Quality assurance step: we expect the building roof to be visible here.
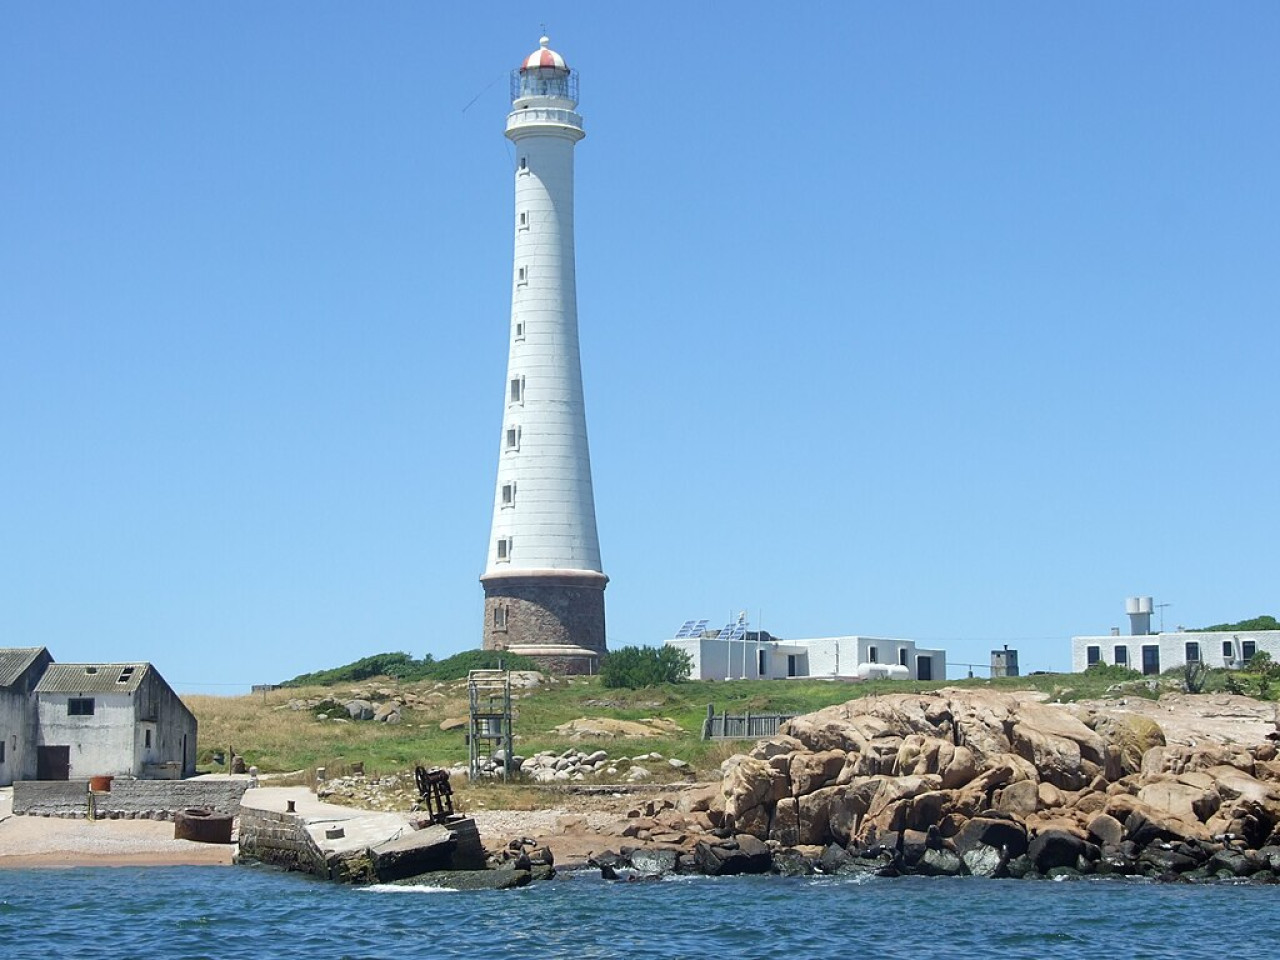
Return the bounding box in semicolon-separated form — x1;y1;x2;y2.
520;36;568;72
0;647;50;687
34;662;151;694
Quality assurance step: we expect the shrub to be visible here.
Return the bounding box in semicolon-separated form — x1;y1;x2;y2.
1083;662;1141;683
1183;661;1209;694
282;649;538;687
600;645;693;689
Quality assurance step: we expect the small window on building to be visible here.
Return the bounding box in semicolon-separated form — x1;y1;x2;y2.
509;376;524;404
899;648;908;666
514;320;525;340
493;604;508;630
516;266;527;285
1243;640;1257;662
68;698;95;717
501;482;516;507
145;729;152;749
496;537;512;562
518;211;529;230
868;646;878;664
118;666;135;683
505;426;520;451
1185;642;1201;663
1114;646;1128;665
1223;640;1235;659
1086;646;1101;667
519;157;528;172
0;740;5;763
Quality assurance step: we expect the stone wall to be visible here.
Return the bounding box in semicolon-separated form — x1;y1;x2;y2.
482;572;607;664
237;807;329;878
13;779;248;818
12;780;87;816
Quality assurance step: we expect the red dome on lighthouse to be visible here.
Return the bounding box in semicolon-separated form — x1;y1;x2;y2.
520;36;568;72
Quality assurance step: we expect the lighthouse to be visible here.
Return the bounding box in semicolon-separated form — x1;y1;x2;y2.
480;36;607;674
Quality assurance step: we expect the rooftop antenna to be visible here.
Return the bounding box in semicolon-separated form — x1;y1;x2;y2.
1155;602;1172;633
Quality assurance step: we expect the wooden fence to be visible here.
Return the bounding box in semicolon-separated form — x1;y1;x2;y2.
701;704;797;741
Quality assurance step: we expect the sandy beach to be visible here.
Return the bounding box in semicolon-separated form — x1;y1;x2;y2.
0;787;236;869
0;784;622;870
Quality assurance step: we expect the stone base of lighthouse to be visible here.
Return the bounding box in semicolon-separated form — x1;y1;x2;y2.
480;570;607;676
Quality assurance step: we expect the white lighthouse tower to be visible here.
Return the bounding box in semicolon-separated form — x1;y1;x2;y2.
480;36;607;674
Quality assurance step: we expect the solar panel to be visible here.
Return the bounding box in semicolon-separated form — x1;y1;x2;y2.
673;620;697;639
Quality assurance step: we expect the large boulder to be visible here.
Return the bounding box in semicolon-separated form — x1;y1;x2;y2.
693;835;772;876
1027;829;1092;873
1009;701;1106;790
955;816;1029;859
722;755;788;836
1138;775;1220;823
789;749;846;796
1091;713;1166;778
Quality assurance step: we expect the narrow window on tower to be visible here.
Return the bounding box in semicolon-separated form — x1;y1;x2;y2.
518;156;529;174
496;537;512;562
509;376;524;405
505;426;521;451
516;266;528;286
514;320;525;341
501;482;517;507
494;603;508;630
518;210;529;231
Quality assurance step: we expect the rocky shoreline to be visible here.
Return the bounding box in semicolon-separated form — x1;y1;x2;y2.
583;688;1280;883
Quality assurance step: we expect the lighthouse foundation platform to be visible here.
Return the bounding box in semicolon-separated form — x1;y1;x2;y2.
481;570;607;675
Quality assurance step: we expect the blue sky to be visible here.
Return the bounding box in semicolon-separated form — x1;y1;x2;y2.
3;3;1277;692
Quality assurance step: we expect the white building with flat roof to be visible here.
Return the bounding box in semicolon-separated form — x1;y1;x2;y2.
1072;629;1280;675
665;618;946;682
1071;597;1280;675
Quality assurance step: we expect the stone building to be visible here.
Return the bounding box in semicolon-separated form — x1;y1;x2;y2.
0;649;197;782
0;647;54;786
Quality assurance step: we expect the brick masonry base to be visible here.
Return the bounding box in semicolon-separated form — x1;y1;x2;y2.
481;571;607;674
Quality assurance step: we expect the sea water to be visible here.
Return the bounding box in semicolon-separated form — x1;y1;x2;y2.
1;866;1278;960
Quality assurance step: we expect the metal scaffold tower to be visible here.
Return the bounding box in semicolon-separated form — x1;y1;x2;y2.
467;669;514;780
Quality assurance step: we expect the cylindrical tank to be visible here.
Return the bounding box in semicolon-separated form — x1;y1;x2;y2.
1138;596;1154;614
1126;597;1141;615
856;663;910;681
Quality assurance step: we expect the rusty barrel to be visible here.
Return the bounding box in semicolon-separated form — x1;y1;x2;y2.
174;807;234;844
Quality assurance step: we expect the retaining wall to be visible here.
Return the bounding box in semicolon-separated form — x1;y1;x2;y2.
13;779;249;819
237;807;330;878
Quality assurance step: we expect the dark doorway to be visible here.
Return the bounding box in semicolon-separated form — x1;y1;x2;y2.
787;655;797;678
1142;645;1161;676
37;746;70;781
917;656;933;681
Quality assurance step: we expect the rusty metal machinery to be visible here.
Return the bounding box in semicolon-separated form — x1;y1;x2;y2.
414;766;455;824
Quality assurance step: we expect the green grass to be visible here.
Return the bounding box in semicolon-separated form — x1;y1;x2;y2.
189;664;1265;780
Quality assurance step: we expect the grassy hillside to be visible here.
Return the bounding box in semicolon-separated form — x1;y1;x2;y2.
186;664;1185;779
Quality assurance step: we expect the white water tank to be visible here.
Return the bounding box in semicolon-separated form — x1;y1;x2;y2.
857;663;910;681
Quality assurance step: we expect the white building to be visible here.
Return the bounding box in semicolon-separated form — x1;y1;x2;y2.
481;36;607;675
31;661;197;780
665;620;946;682
1071;597;1280;675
